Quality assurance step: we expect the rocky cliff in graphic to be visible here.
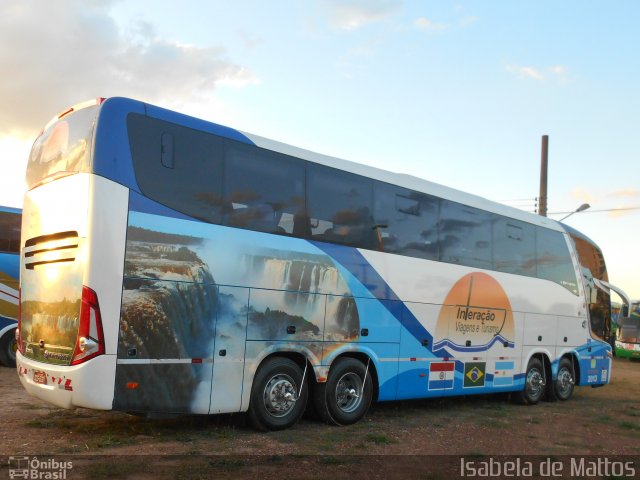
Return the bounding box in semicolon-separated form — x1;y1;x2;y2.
115;240;217;413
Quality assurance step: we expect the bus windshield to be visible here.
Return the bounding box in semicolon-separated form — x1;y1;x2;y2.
26;103;99;189
618;318;640;343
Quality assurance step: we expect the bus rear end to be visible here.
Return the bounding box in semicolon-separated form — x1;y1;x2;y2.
17;99;129;410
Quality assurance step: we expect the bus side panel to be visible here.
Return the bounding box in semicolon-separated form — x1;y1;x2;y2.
86;176;129;356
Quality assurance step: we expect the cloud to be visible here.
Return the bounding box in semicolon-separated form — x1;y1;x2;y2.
506;64;545;81
608;188;640;199
506;63;573;83
322;0;402;30
413;17;448;33
0;0;258;137
459;16;479;28
570;187;598;205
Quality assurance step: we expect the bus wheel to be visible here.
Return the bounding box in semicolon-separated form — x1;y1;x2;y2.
552;358;575;401
0;329;17;368
247;357;308;431
313;357;373;426
514;358;545;405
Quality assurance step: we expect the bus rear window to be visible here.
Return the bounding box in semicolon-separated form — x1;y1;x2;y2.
26;105;99;189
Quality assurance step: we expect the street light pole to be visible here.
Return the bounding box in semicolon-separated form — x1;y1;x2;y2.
559;203;591;222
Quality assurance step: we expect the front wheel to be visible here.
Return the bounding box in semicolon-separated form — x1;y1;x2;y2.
313;357;373;426
0;329;17;368
514;357;545;405
247;357;308;431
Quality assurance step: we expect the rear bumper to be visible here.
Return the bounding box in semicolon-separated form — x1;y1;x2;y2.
17;352;116;410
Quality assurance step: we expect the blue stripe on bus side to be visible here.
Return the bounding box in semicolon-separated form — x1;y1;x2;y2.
311;241;451;359
495;361;515;370
128;190;200;222
0;253;19;280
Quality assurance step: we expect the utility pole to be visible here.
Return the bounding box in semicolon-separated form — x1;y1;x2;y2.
538;135;548;217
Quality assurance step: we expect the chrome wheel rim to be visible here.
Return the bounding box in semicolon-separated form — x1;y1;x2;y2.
263;374;297;418
556;367;573;398
335;372;363;413
525;367;544;401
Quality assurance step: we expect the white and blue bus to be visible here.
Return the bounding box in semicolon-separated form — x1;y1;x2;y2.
0;205;20;367
17;97;612;430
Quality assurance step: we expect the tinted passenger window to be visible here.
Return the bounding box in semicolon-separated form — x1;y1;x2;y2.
536;228;578;294
493;218;536;276
0;211;21;253
224;142;305;235
373;183;439;259
129;114;224;223
439;202;493;269
307;165;374;248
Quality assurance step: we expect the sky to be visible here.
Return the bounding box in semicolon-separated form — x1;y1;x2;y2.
0;0;638;299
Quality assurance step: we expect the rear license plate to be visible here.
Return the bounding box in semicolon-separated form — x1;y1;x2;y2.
33;371;47;385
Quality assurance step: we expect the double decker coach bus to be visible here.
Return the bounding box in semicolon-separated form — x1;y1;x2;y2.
17;97;612;430
0;205;20;367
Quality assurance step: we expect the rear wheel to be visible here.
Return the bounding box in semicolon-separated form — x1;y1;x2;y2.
514;357;545;405
247;357;308;431
0;329;17;368
553;358;575;401
313;357;373;426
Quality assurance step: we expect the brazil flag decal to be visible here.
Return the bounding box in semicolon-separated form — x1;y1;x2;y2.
464;362;486;388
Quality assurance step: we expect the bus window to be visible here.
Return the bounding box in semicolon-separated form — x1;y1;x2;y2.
26;104;98;189
0;210;21;253
224;142;305;235
536;228;578;294
373;182;439;259
129;114;225;224
492;218;536;277
439;201;493;270
307;165;373;248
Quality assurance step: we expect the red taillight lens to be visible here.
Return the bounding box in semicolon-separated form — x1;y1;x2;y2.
16;288;23;354
70;286;105;365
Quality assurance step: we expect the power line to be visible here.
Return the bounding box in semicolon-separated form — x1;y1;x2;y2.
548;206;640;215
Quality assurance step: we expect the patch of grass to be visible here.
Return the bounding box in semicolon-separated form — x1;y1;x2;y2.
90;434;136;449
617;421;639;431
365;433;397;445
595;414;615;425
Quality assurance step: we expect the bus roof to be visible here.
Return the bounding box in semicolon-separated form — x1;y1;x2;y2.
104;97;566;233
0;205;21;215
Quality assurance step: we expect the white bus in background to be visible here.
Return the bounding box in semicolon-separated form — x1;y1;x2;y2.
17;97;613;430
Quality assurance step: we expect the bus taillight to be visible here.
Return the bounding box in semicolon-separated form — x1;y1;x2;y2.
70;286;105;365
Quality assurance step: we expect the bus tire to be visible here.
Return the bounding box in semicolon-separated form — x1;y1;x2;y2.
247;357;308;431
514;357;545;405
0;328;17;368
552;357;575;401
313;357;373;426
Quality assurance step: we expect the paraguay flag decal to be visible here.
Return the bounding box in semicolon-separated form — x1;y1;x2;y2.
428;361;455;390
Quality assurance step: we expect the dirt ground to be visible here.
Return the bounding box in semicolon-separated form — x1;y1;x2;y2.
0;357;639;479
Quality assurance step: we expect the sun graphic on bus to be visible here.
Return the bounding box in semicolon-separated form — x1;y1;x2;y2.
433;272;514;352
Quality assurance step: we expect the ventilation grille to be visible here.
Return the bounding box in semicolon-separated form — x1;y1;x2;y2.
24;231;79;270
